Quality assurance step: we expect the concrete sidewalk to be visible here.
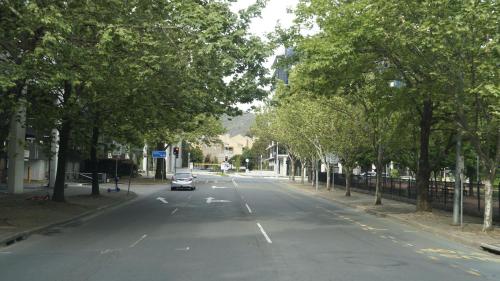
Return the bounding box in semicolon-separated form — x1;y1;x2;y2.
0;184;136;247
284;180;500;253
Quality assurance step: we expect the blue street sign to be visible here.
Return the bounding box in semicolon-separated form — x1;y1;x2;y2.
152;150;167;158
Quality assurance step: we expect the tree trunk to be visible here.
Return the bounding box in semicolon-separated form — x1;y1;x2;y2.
300;159;305;184
52;81;73;202
90;122;100;196
326;162;331;191
482;132;498;231
345;166;352;197
155;142;164;179
482;175;494;231
311;160;315;186
315;160;319;191
290;156;296;181
416;97;433;212
374;143;383;205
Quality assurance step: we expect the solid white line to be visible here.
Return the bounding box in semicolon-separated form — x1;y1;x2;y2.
257;223;272;244
245;203;253;214
171;208;178;215
130;234;147;248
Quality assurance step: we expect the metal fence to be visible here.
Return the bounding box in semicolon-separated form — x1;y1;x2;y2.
318;172;500;221
65;172;107;183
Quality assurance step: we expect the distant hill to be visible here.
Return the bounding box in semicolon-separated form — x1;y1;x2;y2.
221;113;255;137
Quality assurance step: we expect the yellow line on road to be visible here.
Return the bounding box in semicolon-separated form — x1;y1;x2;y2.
466;269;481;277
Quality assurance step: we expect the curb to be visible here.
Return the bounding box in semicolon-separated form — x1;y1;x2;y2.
0;192;137;248
283;182;499;254
481;243;500;255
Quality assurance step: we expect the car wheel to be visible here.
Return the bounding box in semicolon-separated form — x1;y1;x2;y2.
171;187;175;191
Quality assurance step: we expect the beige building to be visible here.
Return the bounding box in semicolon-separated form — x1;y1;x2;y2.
201;133;254;163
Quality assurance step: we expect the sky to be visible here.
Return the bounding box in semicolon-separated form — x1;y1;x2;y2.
230;0;298;42
230;0;300;110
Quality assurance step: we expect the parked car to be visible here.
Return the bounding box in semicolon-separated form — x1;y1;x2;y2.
360;171;377;177
171;172;196;191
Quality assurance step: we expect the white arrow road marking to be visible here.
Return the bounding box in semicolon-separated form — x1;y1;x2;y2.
232;179;239;187
212;185;230;189
257;223;272;244
205;197;231;204
130;234;147;248
156;197;168;204
171;208;178;215
245;203;253;214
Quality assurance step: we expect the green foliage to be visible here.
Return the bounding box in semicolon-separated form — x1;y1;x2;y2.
181;144;204;167
0;1;271;199
229;154;242;171
279;0;498;224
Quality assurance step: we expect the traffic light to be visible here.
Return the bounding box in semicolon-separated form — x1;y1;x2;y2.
173;147;179;158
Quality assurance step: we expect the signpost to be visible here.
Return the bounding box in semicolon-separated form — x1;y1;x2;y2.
152;151;167;158
152;150;167;181
221;162;230;173
112;151;120;179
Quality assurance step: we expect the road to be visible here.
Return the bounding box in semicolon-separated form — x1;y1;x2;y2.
1;174;499;281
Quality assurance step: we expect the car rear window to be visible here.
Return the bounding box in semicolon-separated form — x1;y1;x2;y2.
175;173;191;178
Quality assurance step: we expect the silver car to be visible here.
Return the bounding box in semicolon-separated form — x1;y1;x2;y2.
171;172;196;191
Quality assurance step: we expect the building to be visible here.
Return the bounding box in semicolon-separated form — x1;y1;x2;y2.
262;48;295;176
200;113;255;163
265;141;288;176
272;47;294;86
201;133;254;163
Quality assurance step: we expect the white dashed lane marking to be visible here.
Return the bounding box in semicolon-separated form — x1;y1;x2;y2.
129;234;147;248
245;203;253;214
257;223;272;244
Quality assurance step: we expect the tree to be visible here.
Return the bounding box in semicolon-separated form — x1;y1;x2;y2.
288;0;497;229
330;101;370;196
3;1;271;201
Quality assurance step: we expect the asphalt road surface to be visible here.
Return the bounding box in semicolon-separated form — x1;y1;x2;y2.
1;174;499;281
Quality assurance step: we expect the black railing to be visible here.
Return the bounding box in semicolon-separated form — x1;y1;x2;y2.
318;172;500;220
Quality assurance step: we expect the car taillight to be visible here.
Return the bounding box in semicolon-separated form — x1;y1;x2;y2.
189;177;193;181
